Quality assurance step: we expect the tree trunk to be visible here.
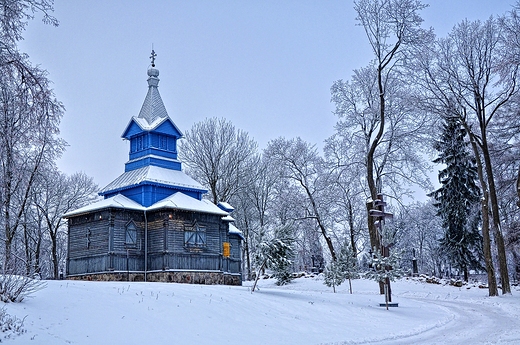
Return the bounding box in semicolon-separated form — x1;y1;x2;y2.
251;260;266;292
364;64;388;295
516;164;520;208
34;231;42;276
3;184;14;273
366;202;384;294
302;184;336;261
481;192;498;295
244;235;252;281
51;229;59;279
23;221;32;276
481;135;510;294
466;132;498;296
347;199;357;256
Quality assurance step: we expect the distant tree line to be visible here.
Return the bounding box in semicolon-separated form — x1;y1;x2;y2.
181;1;520;296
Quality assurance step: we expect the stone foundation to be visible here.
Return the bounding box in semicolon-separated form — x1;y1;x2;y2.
67;270;242;286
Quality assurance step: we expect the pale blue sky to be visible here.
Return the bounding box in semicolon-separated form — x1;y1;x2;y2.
19;0;515;189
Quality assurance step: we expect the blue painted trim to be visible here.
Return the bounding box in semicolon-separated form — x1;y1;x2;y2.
129;148;178;161
125;157;182;172
99;181;207;198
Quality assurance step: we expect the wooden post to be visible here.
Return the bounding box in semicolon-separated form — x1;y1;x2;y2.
369;194;394;304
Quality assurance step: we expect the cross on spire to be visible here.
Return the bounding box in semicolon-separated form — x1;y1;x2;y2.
150;49;157;67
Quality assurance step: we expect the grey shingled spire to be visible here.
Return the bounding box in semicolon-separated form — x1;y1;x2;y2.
137;51;169;126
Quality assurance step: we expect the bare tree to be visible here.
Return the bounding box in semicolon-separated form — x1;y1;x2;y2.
32;170;98;278
265;137;337;261
501;2;520;210
0;1;64;273
231;154;279;280
179;117;258;204
332;0;431;273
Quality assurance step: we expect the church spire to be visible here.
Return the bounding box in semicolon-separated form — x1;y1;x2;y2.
137;50;168;125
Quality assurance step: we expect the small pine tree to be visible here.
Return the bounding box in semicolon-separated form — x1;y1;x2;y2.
429;115;482;281
324;244;359;293
252;225;295;290
324;261;344;293
365;247;405;283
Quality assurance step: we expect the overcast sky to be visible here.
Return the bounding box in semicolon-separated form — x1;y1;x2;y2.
18;0;515;189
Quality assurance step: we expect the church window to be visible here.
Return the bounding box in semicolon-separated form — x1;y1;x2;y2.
160;135;167;149
125;221;137;247
86;228;91;249
184;221;206;247
137;136;143;151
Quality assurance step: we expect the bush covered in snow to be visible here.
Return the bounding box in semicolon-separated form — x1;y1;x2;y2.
0;306;26;340
0;275;46;303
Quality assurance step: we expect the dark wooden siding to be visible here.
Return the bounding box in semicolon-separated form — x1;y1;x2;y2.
67;207;242;278
68;211;110;259
111;210;145;252
161;210;222;255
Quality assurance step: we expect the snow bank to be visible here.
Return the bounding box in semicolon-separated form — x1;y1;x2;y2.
3;277;520;344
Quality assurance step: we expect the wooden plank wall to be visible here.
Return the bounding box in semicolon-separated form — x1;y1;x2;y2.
67;207;242;276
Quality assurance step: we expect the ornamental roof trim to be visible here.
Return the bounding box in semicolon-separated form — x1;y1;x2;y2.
99;165;207;196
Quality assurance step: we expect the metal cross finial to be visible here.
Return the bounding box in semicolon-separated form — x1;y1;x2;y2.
150;49;157;67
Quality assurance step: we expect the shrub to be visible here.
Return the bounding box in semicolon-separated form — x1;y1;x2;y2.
0;275;46;303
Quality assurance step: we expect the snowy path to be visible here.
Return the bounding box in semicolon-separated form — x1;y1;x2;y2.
375;288;520;345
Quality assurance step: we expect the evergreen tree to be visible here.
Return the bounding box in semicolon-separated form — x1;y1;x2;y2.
324;243;359;293
365;247;406;284
429;116;483;281
269;224;296;286
251;225;295;291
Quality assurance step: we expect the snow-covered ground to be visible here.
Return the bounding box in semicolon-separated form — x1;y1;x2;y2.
3;276;520;344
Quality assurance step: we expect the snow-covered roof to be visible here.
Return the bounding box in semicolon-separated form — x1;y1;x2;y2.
228;223;244;239
99;165;207;195
221;215;235;222
217;201;234;212
133;116;168;132
148;192;228;215
65;192;228;218
63;194;144;218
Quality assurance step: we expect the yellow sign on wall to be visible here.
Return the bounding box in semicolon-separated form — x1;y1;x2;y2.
223;242;230;257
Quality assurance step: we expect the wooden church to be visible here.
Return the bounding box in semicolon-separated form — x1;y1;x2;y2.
63;53;243;285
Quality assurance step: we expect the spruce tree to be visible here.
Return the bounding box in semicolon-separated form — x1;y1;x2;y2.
429;116;482;281
365;247;405;284
324;243;359;293
251;225;295;291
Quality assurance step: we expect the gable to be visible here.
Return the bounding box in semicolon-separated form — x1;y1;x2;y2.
122;117;182;140
153;118;183;138
122;119;145;139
